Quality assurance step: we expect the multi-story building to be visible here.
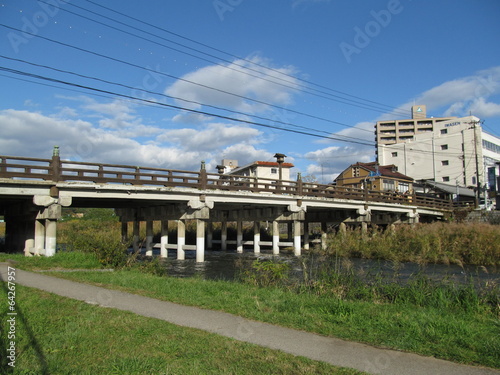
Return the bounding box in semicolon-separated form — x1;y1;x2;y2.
376;107;500;206
375;105;456;146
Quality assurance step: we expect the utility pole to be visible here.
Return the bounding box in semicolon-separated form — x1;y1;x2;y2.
471;120;483;206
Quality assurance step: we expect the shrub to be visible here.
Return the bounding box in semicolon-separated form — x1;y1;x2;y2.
60;220;130;268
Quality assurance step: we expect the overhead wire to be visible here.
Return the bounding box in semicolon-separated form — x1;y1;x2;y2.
35;0;410;119
0;54;372;145
0;65;376;146
0;23;376;136
79;0;411;118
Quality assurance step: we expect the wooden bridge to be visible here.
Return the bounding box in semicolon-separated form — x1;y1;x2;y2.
0;149;453;261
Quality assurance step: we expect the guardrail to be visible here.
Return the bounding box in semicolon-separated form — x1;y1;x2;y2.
0;154;454;211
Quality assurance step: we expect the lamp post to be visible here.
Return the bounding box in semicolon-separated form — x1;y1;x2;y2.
274;153;286;183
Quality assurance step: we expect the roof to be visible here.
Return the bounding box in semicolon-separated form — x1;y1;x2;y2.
352;162;413;181
418;180;476;197
228;160;294;175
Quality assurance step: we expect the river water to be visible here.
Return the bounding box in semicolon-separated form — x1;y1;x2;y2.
142;248;500;286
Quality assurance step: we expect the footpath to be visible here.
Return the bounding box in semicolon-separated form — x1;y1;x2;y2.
1;263;499;375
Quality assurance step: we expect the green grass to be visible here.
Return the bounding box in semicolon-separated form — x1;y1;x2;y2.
42;268;500;369
0;251;102;271
0;285;364;375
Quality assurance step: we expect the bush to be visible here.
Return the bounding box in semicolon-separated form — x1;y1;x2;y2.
60;220;130;268
238;258;290;287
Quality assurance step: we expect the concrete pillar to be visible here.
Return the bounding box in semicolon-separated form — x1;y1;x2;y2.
321;222;328;251
160;220;169;258
339;222;347;236
253;221;260;254
45;219;57;257
121;222;128;243
24;239;34;256
272;220;279;255
221;221;228;251
177;220;185;260
361;221;368;239
293;220;301;256
287;222;293;242
303;221;310;251
206;222;213;250
145;220;154;257
34;219;45;255
133;220;140;253
236;220;243;253
196;219;205;263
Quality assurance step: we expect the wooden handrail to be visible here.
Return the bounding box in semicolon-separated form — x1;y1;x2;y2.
0;154;454;211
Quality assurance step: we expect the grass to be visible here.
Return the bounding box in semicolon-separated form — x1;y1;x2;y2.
1;220;499;370
37;265;500;369
0;285;363;375
326;222;500;266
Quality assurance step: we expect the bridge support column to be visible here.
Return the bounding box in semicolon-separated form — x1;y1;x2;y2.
34;219;45;255
253;221;260;254
133;221;140;253
221;221;228;251
177;220;186;260
303;221;310;251
272;220;279;255
160;220;169;258
321;222;328;251
45;219;57;257
196;219;205;263
146;221;154;257
236;220;243;253
293;220;301;256
121;222;128;243
206;222;213;250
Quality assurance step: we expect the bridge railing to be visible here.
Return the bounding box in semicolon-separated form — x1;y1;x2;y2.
0;154;453;211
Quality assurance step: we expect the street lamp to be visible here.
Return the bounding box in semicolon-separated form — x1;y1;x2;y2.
274;153;286;182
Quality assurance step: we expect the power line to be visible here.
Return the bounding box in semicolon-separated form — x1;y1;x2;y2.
79;0;411;118
38;0;410;117
0;54;371;145
0;65;376;146
0;23;375;135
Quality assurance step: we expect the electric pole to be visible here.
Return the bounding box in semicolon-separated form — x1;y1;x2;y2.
471;120;483;206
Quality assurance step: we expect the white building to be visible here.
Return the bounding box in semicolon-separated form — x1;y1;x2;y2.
377;115;500;202
222;160;294;181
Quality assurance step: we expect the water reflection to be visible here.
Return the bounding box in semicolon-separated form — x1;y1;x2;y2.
140;248;499;286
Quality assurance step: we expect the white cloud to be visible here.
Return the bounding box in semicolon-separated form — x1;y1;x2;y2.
0;109;205;170
158;123;261;151
304;66;500;180
165;56;300;122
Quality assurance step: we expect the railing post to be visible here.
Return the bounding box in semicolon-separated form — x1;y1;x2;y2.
50;146;61;182
0;157;6;177
297;172;303;195
199;160;207;190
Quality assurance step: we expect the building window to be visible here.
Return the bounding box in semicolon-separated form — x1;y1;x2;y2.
353;167;360;177
441;160;449;166
382;179;395;191
270;168;278;174
441;144;448;150
442;176;450;182
440;129;448;135
398;182;409;193
391;152;398;157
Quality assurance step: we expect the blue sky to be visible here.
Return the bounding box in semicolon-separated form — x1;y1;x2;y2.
1;0;499;183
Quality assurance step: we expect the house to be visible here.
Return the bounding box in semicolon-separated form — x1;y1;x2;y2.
414;180;475;205
334;162;413;193
220;159;294;182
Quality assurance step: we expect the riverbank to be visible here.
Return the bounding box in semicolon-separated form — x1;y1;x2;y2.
2;251;498;369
